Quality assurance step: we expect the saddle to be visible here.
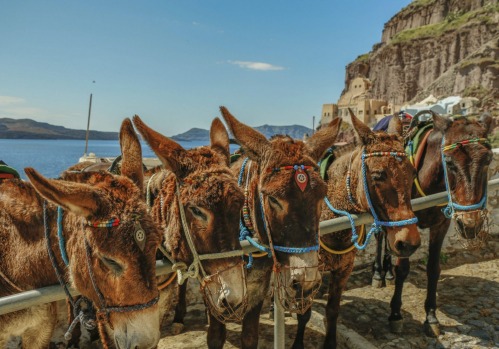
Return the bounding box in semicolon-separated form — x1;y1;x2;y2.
0;160;20;180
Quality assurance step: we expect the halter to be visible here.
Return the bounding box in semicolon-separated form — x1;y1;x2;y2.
43;202;159;345
238;157;320;267
440;136;490;218
238;157;322;314
157;179;248;323
360;150;418;247
323;149;418;251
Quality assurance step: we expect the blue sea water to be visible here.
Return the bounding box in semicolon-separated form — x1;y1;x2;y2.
0;139;212;179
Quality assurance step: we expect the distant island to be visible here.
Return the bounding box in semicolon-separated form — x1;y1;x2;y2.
0;118;118;140
171;124;313;142
0;117;313;141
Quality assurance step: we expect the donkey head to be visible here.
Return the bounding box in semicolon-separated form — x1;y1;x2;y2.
133;115;246;322
433;111;493;241
25;118;161;349
350;109;421;257
220;106;341;311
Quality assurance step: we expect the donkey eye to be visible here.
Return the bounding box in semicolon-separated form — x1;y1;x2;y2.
268;195;282;209
371;171;387;182
100;256;123;274
189;206;207;221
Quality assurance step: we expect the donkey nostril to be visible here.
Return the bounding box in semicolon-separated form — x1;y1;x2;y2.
291;279;301;292
395;241;419;256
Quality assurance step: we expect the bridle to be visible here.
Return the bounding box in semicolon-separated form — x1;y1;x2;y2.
43;202;159;346
441;136;490;218
323;148;418;252
158;176;248;323
237;157;322;314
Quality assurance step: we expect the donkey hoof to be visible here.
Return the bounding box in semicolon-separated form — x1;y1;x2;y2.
372;278;384;288
424;321;440;337
172;322;185;335
389;319;403;333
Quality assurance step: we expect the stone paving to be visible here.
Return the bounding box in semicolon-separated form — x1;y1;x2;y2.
156;235;498;349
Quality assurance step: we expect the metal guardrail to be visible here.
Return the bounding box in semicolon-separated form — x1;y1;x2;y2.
1;178;499;347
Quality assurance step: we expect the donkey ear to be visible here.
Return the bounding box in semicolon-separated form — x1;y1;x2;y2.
24;167;100;219
305;117;342;162
219;106;270;160
349;108;373;145
432;111;452;133
210;117;231;166
119;118;143;189
132;115;187;177
479;112;494;134
387;114;403;136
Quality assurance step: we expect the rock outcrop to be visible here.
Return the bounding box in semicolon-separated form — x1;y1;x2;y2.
342;0;498;108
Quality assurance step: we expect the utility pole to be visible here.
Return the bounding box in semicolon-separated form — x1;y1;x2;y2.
312;116;315;134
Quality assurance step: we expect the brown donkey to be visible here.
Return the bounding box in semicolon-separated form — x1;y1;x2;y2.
376;111;494;336
132;116;248;337
0;119;162;349
213;106;341;349
292;110;421;349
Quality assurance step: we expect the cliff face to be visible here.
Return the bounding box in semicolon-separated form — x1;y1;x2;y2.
343;0;498;108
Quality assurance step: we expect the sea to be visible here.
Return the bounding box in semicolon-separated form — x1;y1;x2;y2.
0;139;219;179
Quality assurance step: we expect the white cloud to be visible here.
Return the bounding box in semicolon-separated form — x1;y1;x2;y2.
0;96;25;106
228;60;285;71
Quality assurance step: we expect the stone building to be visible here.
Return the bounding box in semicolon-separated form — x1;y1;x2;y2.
319;77;390;128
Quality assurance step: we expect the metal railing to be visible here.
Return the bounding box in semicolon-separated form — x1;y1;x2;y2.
1;178;499;348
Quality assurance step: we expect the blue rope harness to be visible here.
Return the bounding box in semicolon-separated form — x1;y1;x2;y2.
237;157;319;268
324;149;418;250
360;150;418;248
440;136;488;218
57;206;70;266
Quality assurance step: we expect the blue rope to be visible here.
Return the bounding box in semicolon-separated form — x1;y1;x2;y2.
57;206;70;266
440;136;488;218
361;150;418;244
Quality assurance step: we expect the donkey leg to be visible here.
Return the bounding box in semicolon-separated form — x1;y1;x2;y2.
388;257;410;333
291;307;312;349
206;313;226;349
424;221;449;337
324;260;354;349
372;232;385;288
241;301;264;349
383;236;395;285
172;281;187;335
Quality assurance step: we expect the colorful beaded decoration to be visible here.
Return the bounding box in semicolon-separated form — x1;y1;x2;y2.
242;189;254;233
267;165;317;172
442;137;489;152
362;151;406;159
87;218;120;228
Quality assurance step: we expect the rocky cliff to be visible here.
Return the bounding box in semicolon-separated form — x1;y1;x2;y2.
343;0;498;109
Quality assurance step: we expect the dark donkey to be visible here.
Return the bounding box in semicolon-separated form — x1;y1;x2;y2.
211;106;341;349
373;110;494;336
0;118;162;349
292;109;421;349
132;116;248;334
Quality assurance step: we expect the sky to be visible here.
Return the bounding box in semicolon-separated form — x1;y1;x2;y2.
0;0;413;136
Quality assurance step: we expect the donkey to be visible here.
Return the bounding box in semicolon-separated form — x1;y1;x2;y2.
373;110;494;336
202;106;341;349
0;118;162;349
132;116;248;337
292;109;421;349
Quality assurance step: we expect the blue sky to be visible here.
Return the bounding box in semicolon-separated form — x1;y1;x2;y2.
0;0;412;136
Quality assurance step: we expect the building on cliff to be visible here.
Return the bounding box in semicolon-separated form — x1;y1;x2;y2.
318;77;392;129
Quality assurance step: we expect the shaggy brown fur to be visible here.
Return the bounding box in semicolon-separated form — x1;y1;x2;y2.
0;119;162;349
209;106;342;349
292;109;421;349
383;111;494;337
133;116;246;344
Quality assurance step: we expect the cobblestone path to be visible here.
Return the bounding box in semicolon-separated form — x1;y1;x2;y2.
157;236;498;349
